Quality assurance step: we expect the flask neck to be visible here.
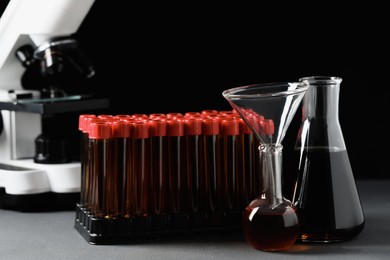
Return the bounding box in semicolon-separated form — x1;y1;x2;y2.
297;76;346;151
259;144;284;207
303;83;340;121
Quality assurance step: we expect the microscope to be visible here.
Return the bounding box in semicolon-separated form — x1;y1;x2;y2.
0;0;109;211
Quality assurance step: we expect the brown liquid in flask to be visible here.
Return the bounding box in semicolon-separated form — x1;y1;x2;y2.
292;76;365;242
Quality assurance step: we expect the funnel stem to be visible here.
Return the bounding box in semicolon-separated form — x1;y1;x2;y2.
259;144;283;208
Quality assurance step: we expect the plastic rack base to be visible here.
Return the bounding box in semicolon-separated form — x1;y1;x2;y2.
74;204;243;245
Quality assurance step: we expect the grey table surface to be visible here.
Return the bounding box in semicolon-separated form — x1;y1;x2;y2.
0;179;389;260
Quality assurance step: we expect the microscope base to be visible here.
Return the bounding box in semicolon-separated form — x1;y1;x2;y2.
0;159;80;211
0;189;79;211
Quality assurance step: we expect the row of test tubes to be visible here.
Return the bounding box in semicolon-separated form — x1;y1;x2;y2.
78;110;269;223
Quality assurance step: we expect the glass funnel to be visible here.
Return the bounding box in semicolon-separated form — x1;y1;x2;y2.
222;82;308;251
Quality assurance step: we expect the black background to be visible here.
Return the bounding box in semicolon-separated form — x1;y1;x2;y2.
1;1;389;179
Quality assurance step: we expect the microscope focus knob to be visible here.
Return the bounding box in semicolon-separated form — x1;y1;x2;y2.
34;134;71;164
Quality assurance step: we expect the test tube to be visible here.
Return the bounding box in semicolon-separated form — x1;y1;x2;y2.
201;117;222;225
85;117;108;213
238;118;257;205
166;118;187;216
88;119;113;218
131;121;150;217
223;111;249;208
148;119;168;215
78;114;96;209
110;118;131;218
183;116;203;214
122;118;135;218
220;117;241;212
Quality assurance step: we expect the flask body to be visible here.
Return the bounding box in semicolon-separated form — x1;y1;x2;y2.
293;76;364;242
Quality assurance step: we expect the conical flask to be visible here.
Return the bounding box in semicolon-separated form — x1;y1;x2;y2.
222;82;308;251
292;76;365;242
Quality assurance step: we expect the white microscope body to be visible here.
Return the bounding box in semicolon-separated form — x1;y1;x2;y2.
0;0;98;209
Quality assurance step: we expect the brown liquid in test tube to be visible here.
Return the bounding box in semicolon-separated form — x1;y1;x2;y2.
78;114;96;209
84;117;107;213
201;117;222;224
88;119;113;218
238;118;257;206
246;113;265;199
148;118;168;215
131;121;150;217
110;118;132;218
220;117;241;212
222;111;254;207
166;118;188;215
100;118;117;218
121;118;136;218
183;116;203;214
224;111;259;207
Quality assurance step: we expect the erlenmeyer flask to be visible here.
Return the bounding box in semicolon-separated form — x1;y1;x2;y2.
292;76;365;242
222;82;308;251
